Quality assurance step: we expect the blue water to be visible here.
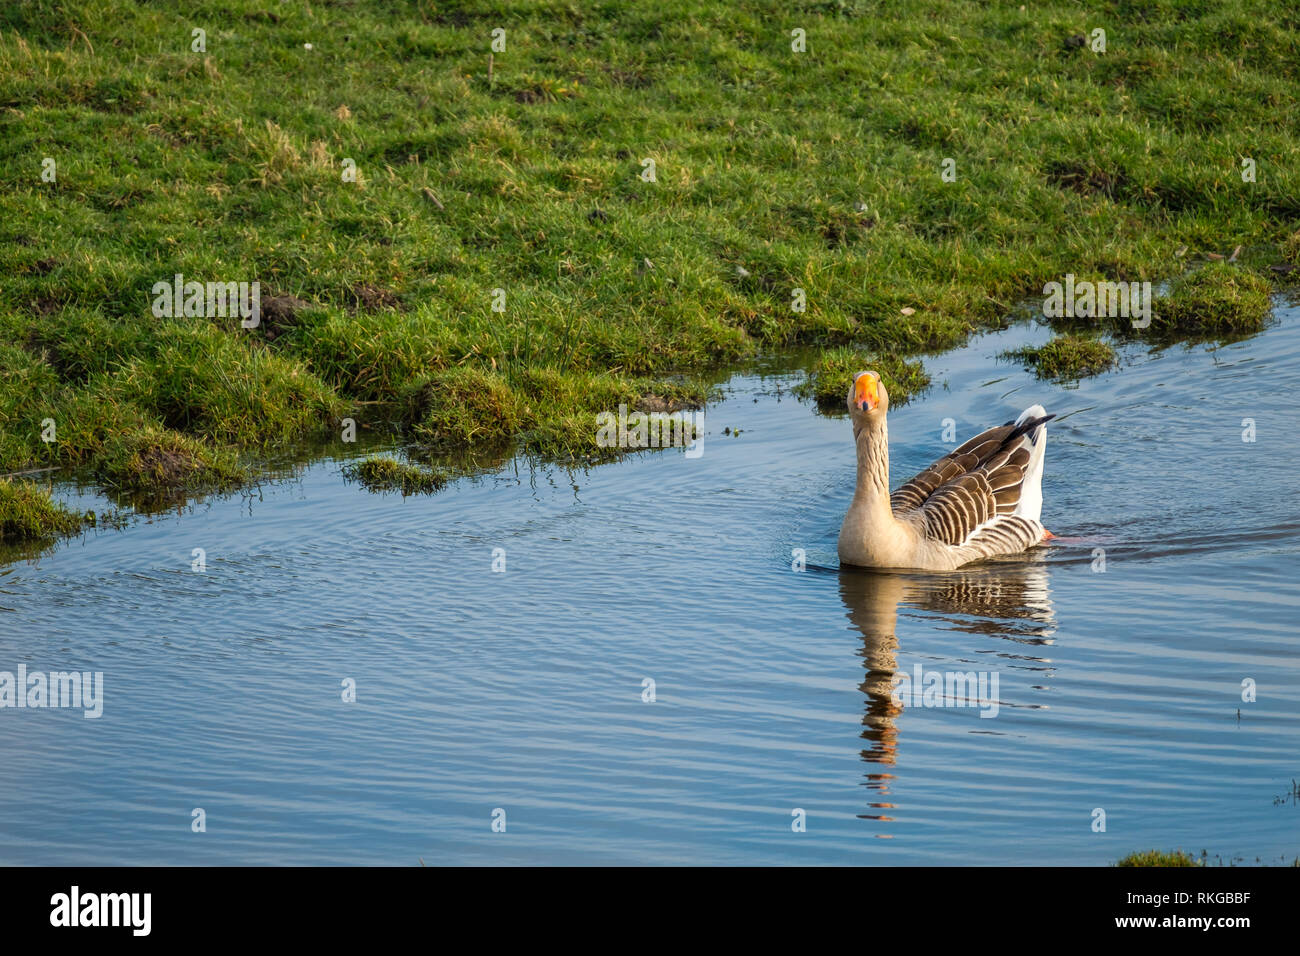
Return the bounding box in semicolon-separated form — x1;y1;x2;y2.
2;309;1298;864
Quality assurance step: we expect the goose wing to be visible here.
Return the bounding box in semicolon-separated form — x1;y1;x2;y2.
891;411;1053;548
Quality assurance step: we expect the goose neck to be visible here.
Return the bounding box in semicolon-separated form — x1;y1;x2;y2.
854;417;892;505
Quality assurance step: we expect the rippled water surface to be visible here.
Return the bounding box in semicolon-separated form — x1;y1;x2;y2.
3;307;1298;865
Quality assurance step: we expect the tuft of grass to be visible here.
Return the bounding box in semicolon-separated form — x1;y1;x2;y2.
1115;849;1203;868
1279;229;1300;263
342;456;449;495
95;426;246;497
1149;263;1274;339
794;348;931;413
293;308;457;401
1003;334;1117;381
403;366;522;448
0;479;86;543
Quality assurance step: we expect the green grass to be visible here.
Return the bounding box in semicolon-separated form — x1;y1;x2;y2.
1280;229;1300;264
1042;262;1276;341
0;478;86;542
1115;849;1203;867
794;348;930;411
1115;848;1300;866
1003;334;1118;382
2;0;1299;537
342;455;450;495
1150;262;1275;339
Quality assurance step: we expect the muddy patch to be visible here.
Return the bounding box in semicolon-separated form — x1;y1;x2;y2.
131;444;202;486
26;291;70;316
1045;161;1127;198
257;293;311;340
347;283;403;313
636;393;698;413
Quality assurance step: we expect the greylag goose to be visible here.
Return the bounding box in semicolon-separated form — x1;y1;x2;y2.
838;371;1054;570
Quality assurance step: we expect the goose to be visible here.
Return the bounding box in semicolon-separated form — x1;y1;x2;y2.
838;370;1055;571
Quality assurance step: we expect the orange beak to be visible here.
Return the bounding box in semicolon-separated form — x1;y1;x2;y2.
855;374;879;411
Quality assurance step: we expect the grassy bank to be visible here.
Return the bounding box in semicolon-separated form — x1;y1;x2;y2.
3;1;1299;539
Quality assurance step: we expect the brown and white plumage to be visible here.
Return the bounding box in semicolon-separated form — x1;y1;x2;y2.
837;370;1054;571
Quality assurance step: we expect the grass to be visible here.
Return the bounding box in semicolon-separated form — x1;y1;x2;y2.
0;478;86;542
342;455;450;495
794;348;930;411
1115;849;1203;867
1003;334;1117;382
1280;229;1300;265
3;1;1299;537
1149;262;1275;339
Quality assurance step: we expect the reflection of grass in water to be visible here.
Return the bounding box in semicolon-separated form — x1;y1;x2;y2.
3;1;1300;535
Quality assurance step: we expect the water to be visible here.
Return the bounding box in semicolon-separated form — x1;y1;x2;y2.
3;307;1298;865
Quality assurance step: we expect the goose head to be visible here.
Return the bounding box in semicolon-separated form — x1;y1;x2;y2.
847;370;889;424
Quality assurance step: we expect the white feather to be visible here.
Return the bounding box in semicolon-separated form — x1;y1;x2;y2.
1013;404;1048;522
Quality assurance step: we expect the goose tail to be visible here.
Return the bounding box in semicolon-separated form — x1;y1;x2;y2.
1013;404;1050;522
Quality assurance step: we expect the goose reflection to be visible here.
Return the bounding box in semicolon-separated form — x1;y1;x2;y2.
838;558;1056;823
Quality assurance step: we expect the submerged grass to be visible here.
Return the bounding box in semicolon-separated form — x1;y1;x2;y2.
2;1;1299;535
